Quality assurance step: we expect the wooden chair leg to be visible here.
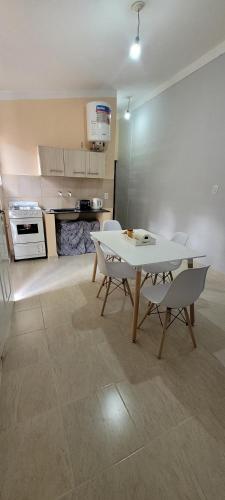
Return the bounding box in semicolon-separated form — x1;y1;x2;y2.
138;302;154;329
97;276;106;298
184;307;197;348
122;279;127;295
169;271;173;281
92;253;98;282
141;273;149;288
101;278;111;316
162;273;166;283
188;259;195;325
125;279;134;306
158;308;170;359
153;274;158;285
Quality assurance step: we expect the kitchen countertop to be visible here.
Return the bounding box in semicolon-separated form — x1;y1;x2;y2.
44;208;110;214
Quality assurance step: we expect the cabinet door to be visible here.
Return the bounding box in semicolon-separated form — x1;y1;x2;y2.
0;267;13;358
64;149;87;177
38;146;64;176
86;152;105;178
0;216;12;358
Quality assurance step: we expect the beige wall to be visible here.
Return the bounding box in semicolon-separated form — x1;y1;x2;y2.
0;97;116;178
2;174;114;211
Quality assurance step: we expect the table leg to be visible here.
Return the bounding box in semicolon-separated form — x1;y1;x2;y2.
132;270;142;343
92;253;98;282
188;258;195;325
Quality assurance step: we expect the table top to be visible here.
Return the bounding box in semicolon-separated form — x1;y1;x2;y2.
90;230;206;268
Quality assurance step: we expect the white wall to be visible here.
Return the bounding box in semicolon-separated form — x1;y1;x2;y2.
116;54;225;272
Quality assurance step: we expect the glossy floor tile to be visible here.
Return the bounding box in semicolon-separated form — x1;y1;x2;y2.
1;255;225;499
214;347;225;367
62;385;143;486
0;409;73;500
3;330;48;372
74;420;206;500
117;375;189;442
16;361;58;423
0;360;58;430
51;342;122;404
14;294;41;312
11;307;44;335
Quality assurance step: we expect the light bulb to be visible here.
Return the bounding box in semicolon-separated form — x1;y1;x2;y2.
129;36;141;60
124;110;131;120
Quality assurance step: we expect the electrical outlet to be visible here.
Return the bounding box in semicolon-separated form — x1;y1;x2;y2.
104;192;109;200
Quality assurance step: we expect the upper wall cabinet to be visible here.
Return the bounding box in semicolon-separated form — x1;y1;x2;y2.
38;146;106;179
38;146;64;176
86;152;105;178
64;149;87;178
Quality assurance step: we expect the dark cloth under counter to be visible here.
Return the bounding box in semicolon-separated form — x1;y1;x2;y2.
56;220;100;256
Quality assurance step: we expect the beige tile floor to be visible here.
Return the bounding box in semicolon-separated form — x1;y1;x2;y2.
1;254;225;499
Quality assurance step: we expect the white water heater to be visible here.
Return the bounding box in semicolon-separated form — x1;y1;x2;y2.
86;102;111;143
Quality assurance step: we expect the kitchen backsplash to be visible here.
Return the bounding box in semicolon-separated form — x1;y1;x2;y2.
2;175;114;210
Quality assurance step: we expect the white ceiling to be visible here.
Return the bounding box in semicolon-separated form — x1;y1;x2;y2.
1;0;225;111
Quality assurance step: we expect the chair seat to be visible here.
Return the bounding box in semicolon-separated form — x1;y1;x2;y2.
143;260;181;274
141;283;171;304
107;261;136;280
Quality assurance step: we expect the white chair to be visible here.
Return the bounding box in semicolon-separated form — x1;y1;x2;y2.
100;219;122;260
138;266;209;359
141;232;189;287
94;240;135;316
91;219;122;282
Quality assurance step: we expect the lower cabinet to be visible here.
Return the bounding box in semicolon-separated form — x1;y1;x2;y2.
56;219;100;256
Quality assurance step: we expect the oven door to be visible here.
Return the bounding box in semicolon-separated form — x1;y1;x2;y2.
10;218;44;244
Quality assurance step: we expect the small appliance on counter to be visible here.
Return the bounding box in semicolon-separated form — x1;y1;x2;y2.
91;198;103;209
75;199;91;211
8;201;46;260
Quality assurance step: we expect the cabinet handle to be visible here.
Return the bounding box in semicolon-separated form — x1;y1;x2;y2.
73;171;85;174
50;169;63;173
88;172;99;175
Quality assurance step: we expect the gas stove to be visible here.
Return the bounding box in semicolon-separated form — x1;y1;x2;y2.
8;201;42;219
8;201;46;260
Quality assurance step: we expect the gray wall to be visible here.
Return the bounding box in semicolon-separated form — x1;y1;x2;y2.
116;54;225;272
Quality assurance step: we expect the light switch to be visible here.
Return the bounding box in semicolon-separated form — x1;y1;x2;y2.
212;184;219;195
104;192;109;200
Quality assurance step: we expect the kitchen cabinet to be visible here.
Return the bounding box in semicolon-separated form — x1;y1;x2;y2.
38;145;105;178
38;146;65;176
86;152;105;178
64;149;87;177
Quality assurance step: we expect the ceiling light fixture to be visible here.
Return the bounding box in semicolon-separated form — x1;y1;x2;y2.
124;96;132;120
129;1;145;61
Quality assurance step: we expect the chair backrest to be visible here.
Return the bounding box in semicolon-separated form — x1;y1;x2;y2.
161;266;210;309
103;219;121;231
171;232;189;246
93;240;109;276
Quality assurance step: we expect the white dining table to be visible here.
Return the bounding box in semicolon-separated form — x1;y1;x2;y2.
91;230;205;342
